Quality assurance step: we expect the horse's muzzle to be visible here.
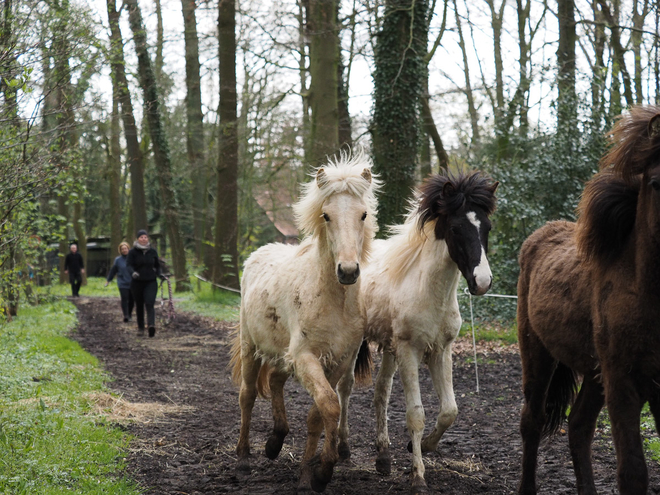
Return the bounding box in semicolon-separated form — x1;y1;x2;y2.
337;262;360;285
468;275;492;296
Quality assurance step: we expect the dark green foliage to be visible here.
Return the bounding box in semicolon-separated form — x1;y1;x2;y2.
467;103;608;322
371;0;429;230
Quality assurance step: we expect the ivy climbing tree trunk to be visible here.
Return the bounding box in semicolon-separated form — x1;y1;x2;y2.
125;0;188;291
372;0;429;230
213;0;240;289
181;0;206;264
307;0;339;168
106;0;148;233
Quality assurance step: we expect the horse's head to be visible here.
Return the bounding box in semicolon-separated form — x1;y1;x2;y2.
418;172;498;295
293;151;380;286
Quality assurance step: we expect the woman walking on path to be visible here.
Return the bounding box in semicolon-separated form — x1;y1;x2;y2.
127;230;165;337
64;243;85;297
105;242;134;322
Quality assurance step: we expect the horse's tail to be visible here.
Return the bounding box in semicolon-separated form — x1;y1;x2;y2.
542;362;579;437
228;324;272;399
229;325;243;386
354;340;373;387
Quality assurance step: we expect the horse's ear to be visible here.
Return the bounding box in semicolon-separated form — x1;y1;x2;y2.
489;181;500;193
442;181;455;197
316;168;327;187
648;114;660;140
361;168;372;184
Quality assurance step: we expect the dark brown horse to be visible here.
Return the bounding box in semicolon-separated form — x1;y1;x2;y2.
517;105;660;495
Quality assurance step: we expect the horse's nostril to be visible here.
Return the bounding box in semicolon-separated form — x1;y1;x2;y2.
337;264;344;277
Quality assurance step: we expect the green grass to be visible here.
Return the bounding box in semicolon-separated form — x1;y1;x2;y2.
176;277;240;322
36;276;113;299
0;300;140;494
459;321;519;345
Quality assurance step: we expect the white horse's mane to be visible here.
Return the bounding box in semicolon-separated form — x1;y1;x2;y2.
293;149;381;260
380;197;437;284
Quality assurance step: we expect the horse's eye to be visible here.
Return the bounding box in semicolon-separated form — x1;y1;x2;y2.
650;179;660;192
361;212;367;221
322;212;330;222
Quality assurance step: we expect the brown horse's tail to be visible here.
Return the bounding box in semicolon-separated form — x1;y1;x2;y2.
228;325;272;399
542;362;579;437
354;340;373;387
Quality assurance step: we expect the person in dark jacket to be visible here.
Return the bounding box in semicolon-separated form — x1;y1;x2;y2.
105;242;134;322
126;230;165;337
64;243;85;297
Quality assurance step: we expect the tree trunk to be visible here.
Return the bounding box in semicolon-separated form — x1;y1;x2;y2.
307;0;339;168
421;95;449;171
453;0;480;144
126;0;188;291
596;0;634;107
557;0;577;131
372;0;429;230
297;0;311;164
631;0;649;105
154;0;164;82
181;0;206;264
106;0;148;233
108;87;123;251
213;0;240;289
73;201;87;285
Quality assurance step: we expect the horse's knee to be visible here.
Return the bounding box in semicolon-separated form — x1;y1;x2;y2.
438;403;458;429
406;404;425;433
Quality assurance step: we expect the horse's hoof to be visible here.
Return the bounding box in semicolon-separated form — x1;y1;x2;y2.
410;477;429;495
309;457;334;493
265;433;285;460
375;448;391;475
338;440;351;461
236;457;251;475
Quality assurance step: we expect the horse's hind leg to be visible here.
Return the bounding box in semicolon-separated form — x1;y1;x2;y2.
374;351;397;475
567;375;603;495
265;370;289;460
236;350;262;474
518;332;556;495
418;346;458;453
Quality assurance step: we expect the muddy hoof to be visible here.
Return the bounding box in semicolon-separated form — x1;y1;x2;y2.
308;456;333;493
410;476;429;495
375;448;391;475
236;457;251;475
265;433;285;460
338;440;350;461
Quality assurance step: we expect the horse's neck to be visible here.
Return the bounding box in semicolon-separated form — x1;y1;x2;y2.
634;193;660;293
419;238;461;302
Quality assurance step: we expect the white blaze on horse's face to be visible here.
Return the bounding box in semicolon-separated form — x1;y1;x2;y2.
321;192;368;285
466;211;493;295
445;209;493;296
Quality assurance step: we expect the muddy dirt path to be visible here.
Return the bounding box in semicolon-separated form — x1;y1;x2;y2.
71;297;660;494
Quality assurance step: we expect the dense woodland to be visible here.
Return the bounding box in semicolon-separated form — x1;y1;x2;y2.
1;0;659;318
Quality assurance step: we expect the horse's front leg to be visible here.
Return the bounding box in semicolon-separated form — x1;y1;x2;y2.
265;370;290;460
417;345;458;453
236;351;262;474
337;347;359;461
295;352;341;493
604;371;647;495
374;350;397;475
397;343;428;495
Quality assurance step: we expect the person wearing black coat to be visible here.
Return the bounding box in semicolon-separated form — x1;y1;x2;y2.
105;242;134;322
64;243;85;297
126;230;165;337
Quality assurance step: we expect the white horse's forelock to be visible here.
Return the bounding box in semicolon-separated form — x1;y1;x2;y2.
293;150;381;260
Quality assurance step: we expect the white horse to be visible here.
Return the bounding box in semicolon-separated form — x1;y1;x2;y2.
339;171;498;494
231;152;379;493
